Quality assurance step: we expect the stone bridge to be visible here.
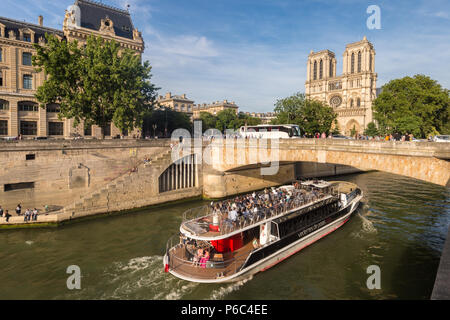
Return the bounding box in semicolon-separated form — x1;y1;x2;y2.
1;138;449;226
198;139;450;198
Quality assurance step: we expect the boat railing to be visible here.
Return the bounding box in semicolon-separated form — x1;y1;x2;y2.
165;235;259;279
182;205;212;223
181;193;334;237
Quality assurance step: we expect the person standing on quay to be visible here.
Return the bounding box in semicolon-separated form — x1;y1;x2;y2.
5;210;11;222
16;204;21;216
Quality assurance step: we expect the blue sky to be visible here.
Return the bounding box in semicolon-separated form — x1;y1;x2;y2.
3;0;450;112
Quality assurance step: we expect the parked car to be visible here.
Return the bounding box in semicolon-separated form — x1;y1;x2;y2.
0;136;18;141
433;135;450;142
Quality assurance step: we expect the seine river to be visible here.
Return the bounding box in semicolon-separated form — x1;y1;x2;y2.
0;171;449;300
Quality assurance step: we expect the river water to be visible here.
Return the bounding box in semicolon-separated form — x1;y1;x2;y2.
0;171;449;300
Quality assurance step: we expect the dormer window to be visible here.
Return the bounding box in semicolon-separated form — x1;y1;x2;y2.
23;33;31;42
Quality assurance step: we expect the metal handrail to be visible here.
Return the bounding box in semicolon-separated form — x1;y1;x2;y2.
166;235;270;277
180;193;333;237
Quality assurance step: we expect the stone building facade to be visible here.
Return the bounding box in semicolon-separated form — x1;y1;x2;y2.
156;92;194;119
305;36;378;135
192;100;238;119
0;0;144;139
243;112;276;124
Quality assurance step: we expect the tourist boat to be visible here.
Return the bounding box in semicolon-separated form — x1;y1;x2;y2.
163;180;362;283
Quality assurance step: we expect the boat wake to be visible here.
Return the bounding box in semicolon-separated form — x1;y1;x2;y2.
207;275;253;300
350;205;378;239
101;255;199;300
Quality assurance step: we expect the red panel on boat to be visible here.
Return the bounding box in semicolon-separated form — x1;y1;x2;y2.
211;233;243;253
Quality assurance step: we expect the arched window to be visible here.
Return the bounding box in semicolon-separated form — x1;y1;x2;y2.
319;59;323;79
0;48;3;62
349;99;353;108
357;98;361;107
313;61;317;80
0;70;3;87
351;53;355;74
357;51;362;73
329;60;333;77
369;53;372;72
18;101;38;111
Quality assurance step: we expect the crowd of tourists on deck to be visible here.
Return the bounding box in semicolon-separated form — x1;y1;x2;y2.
0;203;45;223
208;182;325;230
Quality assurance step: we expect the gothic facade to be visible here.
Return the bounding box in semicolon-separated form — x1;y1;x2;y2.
305;37;377;135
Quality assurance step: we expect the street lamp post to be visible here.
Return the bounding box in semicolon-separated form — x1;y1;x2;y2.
152;124;157;139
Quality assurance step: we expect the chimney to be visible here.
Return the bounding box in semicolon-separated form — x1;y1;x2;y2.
38;15;43;27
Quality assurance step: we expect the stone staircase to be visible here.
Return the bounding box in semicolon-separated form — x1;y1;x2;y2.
60;149;174;218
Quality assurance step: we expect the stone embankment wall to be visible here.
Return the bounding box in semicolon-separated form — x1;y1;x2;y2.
0;139;202;227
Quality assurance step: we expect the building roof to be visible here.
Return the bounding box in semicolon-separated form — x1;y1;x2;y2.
75;0;135;39
0;16;64;43
157;93;194;103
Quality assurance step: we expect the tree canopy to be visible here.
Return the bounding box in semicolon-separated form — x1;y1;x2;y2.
272;92;337;135
363;122;379;137
197;110;262;133
32;34;159;137
142;108;192;138
373;74;450;137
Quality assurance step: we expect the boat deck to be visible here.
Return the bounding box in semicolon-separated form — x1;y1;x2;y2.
168;241;255;280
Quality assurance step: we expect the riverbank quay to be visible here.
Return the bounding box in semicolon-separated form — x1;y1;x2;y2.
432;224;450;299
0;194;203;229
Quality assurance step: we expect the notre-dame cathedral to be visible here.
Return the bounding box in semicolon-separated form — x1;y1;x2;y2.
305;36;378;135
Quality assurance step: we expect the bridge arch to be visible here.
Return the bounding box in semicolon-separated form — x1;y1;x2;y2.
158;153;198;193
205;140;450;188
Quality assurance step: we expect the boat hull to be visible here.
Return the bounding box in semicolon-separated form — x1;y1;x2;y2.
165;193;362;283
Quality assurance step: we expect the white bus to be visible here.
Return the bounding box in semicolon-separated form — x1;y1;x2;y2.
239;124;302;139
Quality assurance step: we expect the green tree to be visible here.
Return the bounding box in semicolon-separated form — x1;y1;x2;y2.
198;112;217;131
331;119;341;135
142;109;191;137
236;112;262;127
363;121;379;137
272;92;337;135
373;74;450;138
215;109;239;131
33;34;158;137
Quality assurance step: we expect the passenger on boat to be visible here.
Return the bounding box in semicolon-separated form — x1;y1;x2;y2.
228;209;237;222
192;248;203;266
199;249;210;268
252;238;259;249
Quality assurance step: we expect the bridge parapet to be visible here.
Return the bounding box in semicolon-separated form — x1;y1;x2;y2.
203;139;450;187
